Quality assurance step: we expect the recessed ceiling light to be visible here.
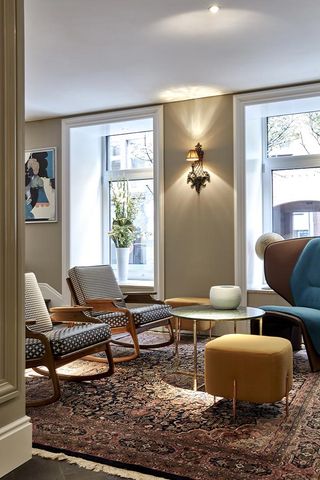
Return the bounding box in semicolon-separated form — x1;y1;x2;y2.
209;4;220;14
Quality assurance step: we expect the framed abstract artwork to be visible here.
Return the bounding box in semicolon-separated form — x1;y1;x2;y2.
25;147;57;223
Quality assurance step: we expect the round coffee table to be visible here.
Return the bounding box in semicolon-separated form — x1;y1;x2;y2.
170;305;265;391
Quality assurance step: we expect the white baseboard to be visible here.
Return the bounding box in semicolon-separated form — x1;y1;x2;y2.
0;416;32;478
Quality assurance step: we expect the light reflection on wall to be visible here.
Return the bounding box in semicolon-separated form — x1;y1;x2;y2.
160;85;224;108
150;8;274;37
164;94;226;139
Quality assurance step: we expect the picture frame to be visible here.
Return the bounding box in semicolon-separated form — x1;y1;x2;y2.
25;147;57;223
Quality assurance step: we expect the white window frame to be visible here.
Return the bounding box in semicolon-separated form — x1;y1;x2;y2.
263;153;320;234
103;131;154;280
61;106;164;303
234;83;320;300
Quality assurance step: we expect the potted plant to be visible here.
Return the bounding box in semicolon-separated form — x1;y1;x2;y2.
108;180;140;282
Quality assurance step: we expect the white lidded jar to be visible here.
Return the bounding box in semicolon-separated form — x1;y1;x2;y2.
210;285;242;310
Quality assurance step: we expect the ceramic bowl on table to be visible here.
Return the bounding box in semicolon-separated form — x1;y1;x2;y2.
210;285;242;310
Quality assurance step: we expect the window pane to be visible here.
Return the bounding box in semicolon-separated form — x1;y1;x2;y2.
267;112;320;157
110;179;154;281
108;131;153;170
272;167;320;238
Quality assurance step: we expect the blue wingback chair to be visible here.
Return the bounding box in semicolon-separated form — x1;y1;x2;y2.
253;237;320;372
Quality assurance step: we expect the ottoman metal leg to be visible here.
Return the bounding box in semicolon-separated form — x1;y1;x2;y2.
233;379;237;419
285;374;289;418
205;334;293;418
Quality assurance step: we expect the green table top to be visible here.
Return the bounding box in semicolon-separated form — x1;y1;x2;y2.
170;305;265;322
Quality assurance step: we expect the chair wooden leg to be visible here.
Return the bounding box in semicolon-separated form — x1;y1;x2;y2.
115;318;174;350
95;317;174;361
105;341;115;376
27;360;61;407
127;316;140;357
108;317;140;363
139;320;175;349
83;349;138;364
85;318;140;364
33;342;115;382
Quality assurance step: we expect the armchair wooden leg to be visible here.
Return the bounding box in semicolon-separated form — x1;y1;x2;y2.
105;341;115;376
33;342;115;382
114;318;174;351
27;360;61;407
138;319;175;349
127;315;140;357
93;318;173;362
86;318;140;364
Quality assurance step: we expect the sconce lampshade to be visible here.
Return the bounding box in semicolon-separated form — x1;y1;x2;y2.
186;142;209;194
186;149;199;162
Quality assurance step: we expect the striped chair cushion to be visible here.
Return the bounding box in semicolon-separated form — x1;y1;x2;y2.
25;272;53;333
25;323;111;360
69;265;126;307
131;304;172;326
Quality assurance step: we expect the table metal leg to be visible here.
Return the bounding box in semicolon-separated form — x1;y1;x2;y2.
173;317;204;391
233;320;237;334
259;317;263;336
175;317;181;367
193;319;198;391
209;320;213;339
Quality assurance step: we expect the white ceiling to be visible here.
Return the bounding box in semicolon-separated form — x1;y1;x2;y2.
25;0;320;121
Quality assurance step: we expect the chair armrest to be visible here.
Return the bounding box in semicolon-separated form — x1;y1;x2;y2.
25;319;37;326
50;306;97;323
50;306;93;313
124;293;163;304
26;325;44;337
85;298;126;312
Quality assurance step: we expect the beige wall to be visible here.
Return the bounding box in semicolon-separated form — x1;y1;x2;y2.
25;95;234;296
247;290;290;308
164;95;234;298
25;119;62;291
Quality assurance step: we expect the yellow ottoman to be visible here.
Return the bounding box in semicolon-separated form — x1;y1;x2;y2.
164;297;212;332
205;334;293;417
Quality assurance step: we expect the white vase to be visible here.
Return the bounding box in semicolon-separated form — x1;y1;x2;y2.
116;247;130;282
210;285;242;310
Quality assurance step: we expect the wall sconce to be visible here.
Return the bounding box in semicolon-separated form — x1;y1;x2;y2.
186;142;210;194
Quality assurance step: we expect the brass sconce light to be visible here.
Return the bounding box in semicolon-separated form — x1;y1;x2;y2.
186;143;210;194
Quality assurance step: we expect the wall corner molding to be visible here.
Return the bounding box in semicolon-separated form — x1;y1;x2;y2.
0;0;31;475
0;416;32;477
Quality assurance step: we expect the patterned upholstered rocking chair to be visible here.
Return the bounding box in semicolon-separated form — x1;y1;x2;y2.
67;265;174;362
25;272;114;406
252;237;320;372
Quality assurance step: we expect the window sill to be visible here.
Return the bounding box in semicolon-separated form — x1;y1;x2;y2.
119;280;154;293
247;287;274;294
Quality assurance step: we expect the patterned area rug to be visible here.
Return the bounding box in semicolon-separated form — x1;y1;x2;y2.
26;334;320;480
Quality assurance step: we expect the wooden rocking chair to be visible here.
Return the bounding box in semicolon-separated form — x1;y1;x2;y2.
67;265;174;363
25;272;114;406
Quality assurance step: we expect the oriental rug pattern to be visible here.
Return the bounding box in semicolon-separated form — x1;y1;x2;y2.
26;334;320;480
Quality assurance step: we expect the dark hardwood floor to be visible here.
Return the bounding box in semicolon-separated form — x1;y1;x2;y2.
3;456;130;480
